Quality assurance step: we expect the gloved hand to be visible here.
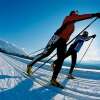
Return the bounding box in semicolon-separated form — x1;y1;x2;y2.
95;13;100;18
92;34;96;38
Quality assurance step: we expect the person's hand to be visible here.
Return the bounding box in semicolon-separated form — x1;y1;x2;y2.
95;13;100;18
92;34;96;38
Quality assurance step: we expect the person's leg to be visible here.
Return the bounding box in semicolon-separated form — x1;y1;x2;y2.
68;51;77;79
51;48;71;71
28;35;59;67
51;39;66;81
28;46;55;67
27;48;55;75
51;50;65;87
27;35;59;75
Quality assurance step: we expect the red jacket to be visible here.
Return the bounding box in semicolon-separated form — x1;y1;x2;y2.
55;14;95;42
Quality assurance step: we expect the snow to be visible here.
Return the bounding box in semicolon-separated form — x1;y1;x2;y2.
0;40;100;100
0;52;100;100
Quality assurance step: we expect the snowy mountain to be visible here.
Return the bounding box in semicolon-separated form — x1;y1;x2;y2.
0;39;27;55
0;39;33;60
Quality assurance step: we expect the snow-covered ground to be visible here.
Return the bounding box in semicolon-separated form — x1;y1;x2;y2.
0;40;100;100
0;52;100;100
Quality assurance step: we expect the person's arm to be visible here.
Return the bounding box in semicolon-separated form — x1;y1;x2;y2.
85;34;96;41
73;14;97;22
67;13;100;23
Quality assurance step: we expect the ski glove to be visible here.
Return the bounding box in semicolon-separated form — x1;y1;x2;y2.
92;13;100;18
95;13;100;18
92;34;96;38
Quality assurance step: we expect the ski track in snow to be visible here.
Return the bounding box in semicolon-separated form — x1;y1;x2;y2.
0;53;100;100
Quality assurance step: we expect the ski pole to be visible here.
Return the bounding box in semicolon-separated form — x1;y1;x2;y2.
79;38;94;64
30;18;98;56
32;53;56;74
29;48;44;56
66;17;98;46
32;18;98;74
29;18;97;56
46;18;98;64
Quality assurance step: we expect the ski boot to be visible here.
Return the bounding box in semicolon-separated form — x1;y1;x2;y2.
67;74;75;79
26;65;32;76
51;63;56;72
50;79;64;89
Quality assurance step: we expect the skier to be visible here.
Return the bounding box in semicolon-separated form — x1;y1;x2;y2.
52;31;96;79
27;10;100;88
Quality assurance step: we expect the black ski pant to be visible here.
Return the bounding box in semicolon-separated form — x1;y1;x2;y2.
53;48;77;77
28;35;66;80
65;49;77;74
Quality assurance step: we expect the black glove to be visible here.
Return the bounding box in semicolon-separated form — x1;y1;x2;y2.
95;13;100;18
92;34;96;38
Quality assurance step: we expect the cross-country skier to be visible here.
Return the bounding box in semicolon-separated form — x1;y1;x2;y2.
27;10;100;88
52;31;96;80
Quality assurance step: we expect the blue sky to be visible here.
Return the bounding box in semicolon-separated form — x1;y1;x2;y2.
0;0;100;60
